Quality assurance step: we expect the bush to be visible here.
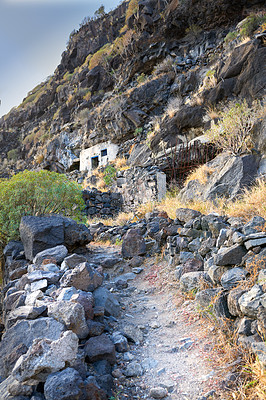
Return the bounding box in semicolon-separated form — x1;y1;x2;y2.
207;100;265;155
103;165;117;186
89;43;112;70
7;149;19;161
0;170;86;241
239;13;266;38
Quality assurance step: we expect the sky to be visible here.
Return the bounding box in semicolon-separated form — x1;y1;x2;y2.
0;0;119;117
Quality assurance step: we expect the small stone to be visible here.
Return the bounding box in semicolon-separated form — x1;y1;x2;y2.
112;369;123;378
149;387;168;399
124;361;143;377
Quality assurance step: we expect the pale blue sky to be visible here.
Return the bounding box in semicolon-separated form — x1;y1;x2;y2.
0;0;119;117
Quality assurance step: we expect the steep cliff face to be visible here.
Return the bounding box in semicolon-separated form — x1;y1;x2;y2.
0;0;265;177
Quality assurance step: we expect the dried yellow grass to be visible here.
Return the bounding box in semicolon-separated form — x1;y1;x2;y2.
185;164;215;186
226;179;266;221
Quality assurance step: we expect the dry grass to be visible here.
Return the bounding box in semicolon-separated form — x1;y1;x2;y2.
226;179;266;221
185;164;215;185
166;97;182;118
89;211;135;227
112;157;128;170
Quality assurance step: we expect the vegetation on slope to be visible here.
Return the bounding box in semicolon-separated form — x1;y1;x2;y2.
0;170;86;242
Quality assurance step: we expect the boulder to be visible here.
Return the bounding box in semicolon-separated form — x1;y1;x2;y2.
122;324;144;344
180;271;205;292
251;342;266;372
93;287;121;318
0;318;65;380
13;331;79;384
227;288;246;317
6;305;47;329
243;216;266;235
239;285;266;318
33;245;68;265
182;258;204;275
149;387;168;399
124;361;143;377
19;216;92;261
60;254;87;271
195;288;221;309
60;262;103;292
175;208;201;223
71;291;94;320
122;229;146;258
220;267;248;289
85;376;108;400
244;233;266;250
215;244;246;266
85;334;116;364
87;320;105;337
207;265;229;284
179;153;260;203
47;301;89;339
44;368;86;400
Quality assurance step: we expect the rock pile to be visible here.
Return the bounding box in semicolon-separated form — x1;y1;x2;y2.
91;208;266;372
0;216;125;400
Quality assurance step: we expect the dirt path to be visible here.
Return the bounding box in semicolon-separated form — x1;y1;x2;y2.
88;244;224;399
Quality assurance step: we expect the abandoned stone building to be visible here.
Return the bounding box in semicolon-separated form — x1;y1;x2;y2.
80;142;118;173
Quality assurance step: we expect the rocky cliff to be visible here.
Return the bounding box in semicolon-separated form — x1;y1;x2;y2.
0;0;265;178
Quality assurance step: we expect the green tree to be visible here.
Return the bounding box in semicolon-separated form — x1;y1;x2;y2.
0;170;86;241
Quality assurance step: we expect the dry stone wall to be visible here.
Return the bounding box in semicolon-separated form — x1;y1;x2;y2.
82;189;123;218
115;166;167;212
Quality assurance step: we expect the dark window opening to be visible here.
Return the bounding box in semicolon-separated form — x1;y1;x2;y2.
101;149;107;157
91;156;99;170
69;159;80;172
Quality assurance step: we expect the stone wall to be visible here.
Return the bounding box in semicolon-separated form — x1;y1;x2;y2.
115;166;167;212
83;189;123;218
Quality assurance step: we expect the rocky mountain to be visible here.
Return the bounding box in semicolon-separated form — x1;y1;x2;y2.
0;0;265;179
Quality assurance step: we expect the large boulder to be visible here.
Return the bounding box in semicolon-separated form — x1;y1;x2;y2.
13;331;79;384
179;153;260;203
0;318;65;380
19;216;92;261
122;229;146;259
215;244;246;266
239;285;266;318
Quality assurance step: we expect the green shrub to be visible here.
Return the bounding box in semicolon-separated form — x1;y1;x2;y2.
0;170;86;241
239;13;266;38
103;165;116;186
89;43;112;70
224;31;238;44
136;73;147;85
134;127;143;136
207;100;265;155
7;149;19;161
